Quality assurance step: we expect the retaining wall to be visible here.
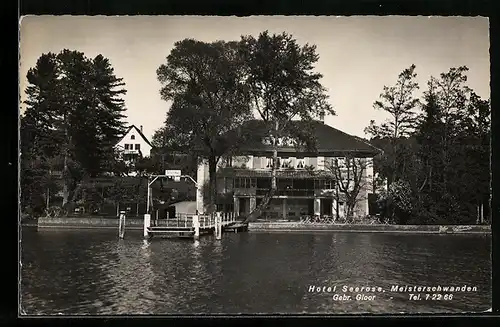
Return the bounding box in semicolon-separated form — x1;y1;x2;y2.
247;222;491;234
37;216;176;230
36;217;491;234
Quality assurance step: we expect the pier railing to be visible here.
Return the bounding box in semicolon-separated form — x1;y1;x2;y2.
152;212;236;228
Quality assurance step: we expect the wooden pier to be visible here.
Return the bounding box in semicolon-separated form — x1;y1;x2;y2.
145;212;248;239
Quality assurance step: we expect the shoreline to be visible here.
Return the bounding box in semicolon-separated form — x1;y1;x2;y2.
248;222;491;234
30;217;491;234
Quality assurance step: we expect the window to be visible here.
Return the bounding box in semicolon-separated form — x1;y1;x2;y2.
318;179;325;189
266;157;273;168
257;178;271;189
296;157;305;169
337;157;346;168
324;179;332;189
124;144;129;150
313;180;319;189
135;144;141;150
281;157;290;168
131;135;135;140
262;137;272;145
313;179;329;189
233;178;255;189
278;178;293;190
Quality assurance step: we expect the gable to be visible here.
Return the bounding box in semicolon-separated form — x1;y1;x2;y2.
116;125;153;148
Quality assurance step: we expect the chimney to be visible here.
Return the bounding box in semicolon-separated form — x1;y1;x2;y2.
319;111;325;123
140;125;143;133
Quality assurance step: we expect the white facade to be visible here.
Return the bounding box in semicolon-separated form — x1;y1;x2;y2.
115;125;152;158
196;154;376;218
196;159;209;214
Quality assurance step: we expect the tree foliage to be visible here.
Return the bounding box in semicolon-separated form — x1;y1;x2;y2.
238;31;334;222
156;39;254;212
365;64;420;139
365;65;420;185
367;65;490;225
325;155;372;219
21;49;128;214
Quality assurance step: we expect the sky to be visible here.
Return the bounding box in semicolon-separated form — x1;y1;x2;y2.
19;16;490;140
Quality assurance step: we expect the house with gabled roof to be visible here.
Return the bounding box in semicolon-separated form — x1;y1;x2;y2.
196;119;381;220
114;125;153;161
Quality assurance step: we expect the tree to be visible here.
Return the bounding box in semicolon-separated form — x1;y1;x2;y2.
238;31;334;222
367;65;491;225
378;179;414;224
156;39;253;213
364;64;420;185
151;125;200;179
105;178;138;216
414;66;489;224
325;154;372;220
427;66;471;194
22;50;127;212
414;83;443;195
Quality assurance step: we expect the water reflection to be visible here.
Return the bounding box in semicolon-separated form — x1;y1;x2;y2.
142;239;151;251
21;229;491;315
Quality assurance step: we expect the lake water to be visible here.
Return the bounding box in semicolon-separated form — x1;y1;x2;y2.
20;228;491;315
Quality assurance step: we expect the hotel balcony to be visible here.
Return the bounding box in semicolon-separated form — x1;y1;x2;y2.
217;167;335;178
122;149;141;155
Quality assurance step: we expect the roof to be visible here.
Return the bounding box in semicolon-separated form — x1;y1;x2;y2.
116;125;153;148
168;201;197;214
234;120;381;155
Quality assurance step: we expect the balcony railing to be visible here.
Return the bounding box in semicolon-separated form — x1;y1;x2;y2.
256;189;316;197
218;167;335;178
123;149;140;155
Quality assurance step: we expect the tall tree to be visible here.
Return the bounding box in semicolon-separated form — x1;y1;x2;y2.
364;64;420;185
369;65;491;225
151;125;199;178
427;66;471;194
238;31;334;222
325;154;372;220
415;80;445;196
22;49;127;211
156;39;253;213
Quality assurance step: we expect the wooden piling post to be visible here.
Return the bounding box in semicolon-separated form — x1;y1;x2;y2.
118;211;126;239
193;215;200;240
480;202;484;224
143;214;151;238
215;212;222;240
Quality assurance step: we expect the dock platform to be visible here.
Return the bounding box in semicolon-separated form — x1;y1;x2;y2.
146;212;247;239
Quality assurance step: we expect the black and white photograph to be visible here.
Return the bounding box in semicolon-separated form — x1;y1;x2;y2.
19;15;491;315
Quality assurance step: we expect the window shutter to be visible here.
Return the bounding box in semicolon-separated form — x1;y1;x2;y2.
308;157;317;168
253;156;261;169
